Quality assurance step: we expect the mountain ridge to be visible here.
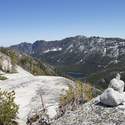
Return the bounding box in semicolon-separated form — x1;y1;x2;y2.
11;35;125;65
10;35;125;89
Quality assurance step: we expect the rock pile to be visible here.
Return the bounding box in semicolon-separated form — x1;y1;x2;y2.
100;73;125;106
51;73;125;125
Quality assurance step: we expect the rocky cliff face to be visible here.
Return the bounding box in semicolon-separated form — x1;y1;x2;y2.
0;52;12;72
52;97;125;125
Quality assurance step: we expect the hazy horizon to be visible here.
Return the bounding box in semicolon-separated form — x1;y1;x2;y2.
0;0;125;46
1;34;125;47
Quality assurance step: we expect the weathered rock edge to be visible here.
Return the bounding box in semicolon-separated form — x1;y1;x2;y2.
52;97;125;125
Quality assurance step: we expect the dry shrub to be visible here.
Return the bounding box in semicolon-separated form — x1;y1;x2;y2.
83;83;93;101
59;84;74;106
59;81;93;109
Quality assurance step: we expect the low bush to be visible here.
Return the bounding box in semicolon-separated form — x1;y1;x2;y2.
0;75;7;80
0;89;18;125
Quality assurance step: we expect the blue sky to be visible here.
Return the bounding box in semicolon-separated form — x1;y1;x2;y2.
0;0;125;46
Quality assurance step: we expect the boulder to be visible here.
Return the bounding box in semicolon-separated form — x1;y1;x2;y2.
100;73;125;106
100;88;125;106
108;73;124;93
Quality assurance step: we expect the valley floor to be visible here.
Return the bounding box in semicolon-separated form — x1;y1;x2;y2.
0;66;74;125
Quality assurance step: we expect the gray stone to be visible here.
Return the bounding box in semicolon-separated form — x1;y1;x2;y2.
108;73;124;93
100;73;125;106
100;88;125;106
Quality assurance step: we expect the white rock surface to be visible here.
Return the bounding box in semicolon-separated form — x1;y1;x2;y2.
0;66;74;124
100;88;125;106
109;73;124;93
100;73;125;106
